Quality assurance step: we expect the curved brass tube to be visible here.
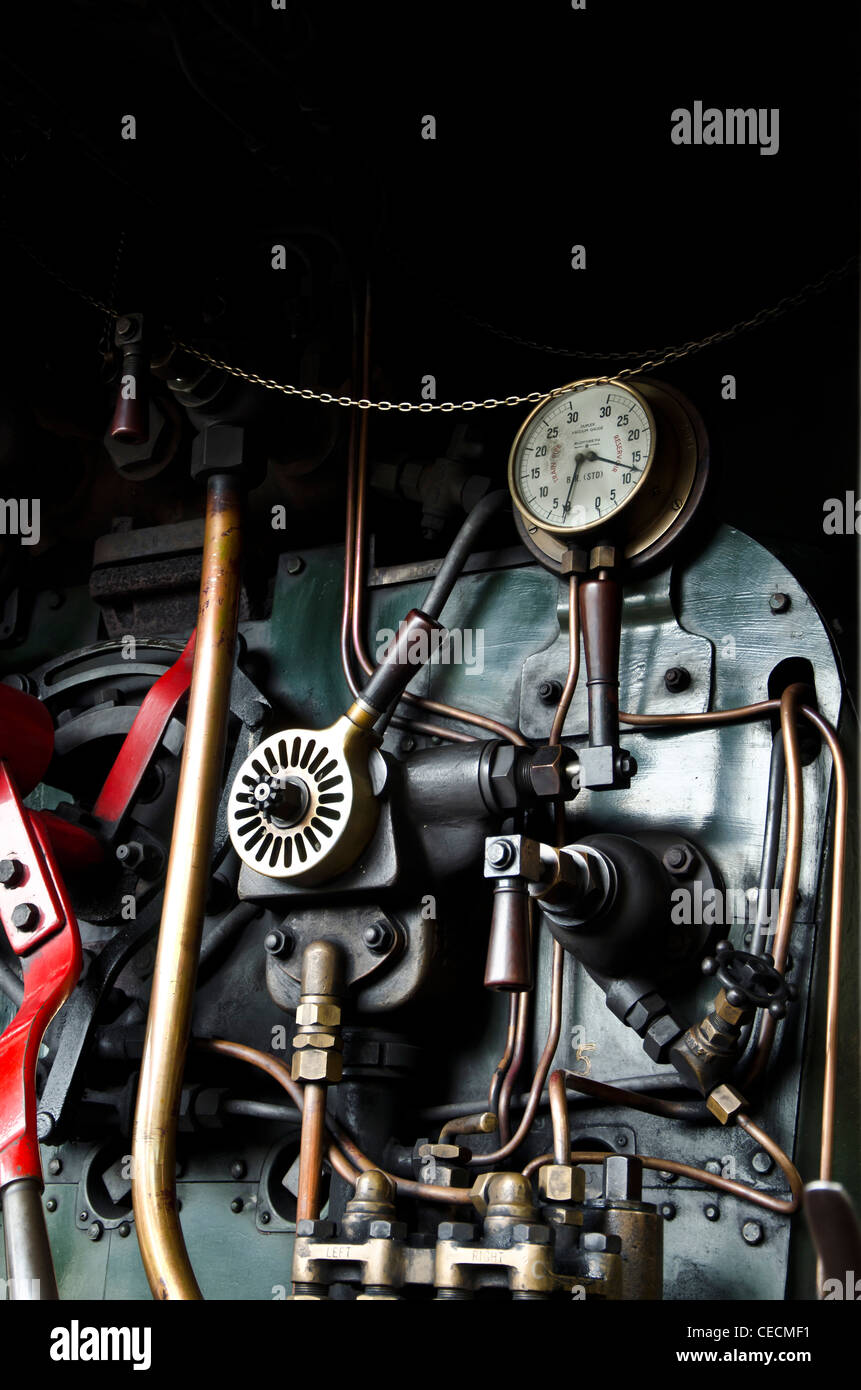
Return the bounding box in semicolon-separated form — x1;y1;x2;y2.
132;473;243;1300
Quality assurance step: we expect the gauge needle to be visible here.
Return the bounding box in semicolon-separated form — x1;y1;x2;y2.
588;453;644;474
561;465;580;516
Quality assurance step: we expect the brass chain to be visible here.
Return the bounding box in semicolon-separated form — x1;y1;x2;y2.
9;228;857;413
172;254;858;411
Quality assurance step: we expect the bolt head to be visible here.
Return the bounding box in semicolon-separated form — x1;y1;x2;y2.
660;1203;676;1220
45;1197;57;1212
704;1204;720;1221
742;1220;764;1245
230;1198;244;1214
363;920;394;953
11;902;40;931
437;1221;475;1242
259;1210;270;1225
664;666;691;693
118;1222;131;1238
230;1160;247;1180
662;843;694;875
538;679;562;706
88;1221;103;1242
487;839;514;869
769;592;791;614
751;1150;773;1175
0;859;23;887
48;1157;62;1176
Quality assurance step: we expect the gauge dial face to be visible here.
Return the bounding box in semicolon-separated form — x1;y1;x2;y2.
509;381;656;534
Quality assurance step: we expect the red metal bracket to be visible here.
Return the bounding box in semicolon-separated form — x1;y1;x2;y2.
0;764;81;1188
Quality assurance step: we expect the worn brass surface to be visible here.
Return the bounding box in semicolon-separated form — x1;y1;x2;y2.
131;473;243;1301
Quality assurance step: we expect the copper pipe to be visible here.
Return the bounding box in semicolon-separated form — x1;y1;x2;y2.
619;698;781;727
344;282;525;747
797;707;847;1180
470;939;566;1167
132;473;242;1301
743;684;806;1086
196;1039;474;1206
550;575;580;745
488;994;519;1113
296;1084;328;1224
497;988;531;1144
615;694;846;1186
523;1121;802;1217
438;1112;497;1144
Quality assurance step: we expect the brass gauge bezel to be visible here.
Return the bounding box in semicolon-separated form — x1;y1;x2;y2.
507;378;658;537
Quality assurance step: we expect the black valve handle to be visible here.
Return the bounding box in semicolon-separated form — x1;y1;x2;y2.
702;939;798;1019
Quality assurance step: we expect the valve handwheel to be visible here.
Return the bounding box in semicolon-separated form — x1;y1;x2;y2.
702;939;798;1019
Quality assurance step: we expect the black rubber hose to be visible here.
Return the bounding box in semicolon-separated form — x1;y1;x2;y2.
421;489;509;621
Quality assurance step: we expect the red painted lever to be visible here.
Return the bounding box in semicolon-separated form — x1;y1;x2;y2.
0;761;82;1298
93;630;196;829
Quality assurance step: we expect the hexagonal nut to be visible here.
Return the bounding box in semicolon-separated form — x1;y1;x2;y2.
296;1001;341;1028
293;1031;342;1051
643;1013;685;1063
714;988;747;1028
707;1082;747;1125
295;1219;336;1239
602;1154;642;1202
469;1173;496;1219
543;1205;583;1228
528;746;563;799
699;1016;736;1052
581;1231;622;1254
511;1223;551;1246
488;743;519;810
662;843;694;875
437;1221;476;1242
368;1219;407;1240
626;992;665;1036
418;1143;464;1162
291;1049;343;1083
538;1163;586;1204
420;1160;470;1189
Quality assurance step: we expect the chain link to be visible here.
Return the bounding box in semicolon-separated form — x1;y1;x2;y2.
8;227;857;414
172;255;858;411
456;255;859;362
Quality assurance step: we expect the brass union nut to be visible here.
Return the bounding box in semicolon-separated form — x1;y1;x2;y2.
706;1082;747;1125
293;1031;342;1051
537;1163;586;1204
292;1049;343;1083
418;1143;466;1162
296;1001;341;1027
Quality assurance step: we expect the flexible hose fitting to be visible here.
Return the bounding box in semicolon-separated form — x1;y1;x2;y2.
131;472;242;1300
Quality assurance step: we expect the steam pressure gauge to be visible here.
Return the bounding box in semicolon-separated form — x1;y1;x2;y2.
510;380;656;535
508;377;709;572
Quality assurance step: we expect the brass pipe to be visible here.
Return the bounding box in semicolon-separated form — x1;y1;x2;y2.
132;472;243;1301
548;1070;570;1165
